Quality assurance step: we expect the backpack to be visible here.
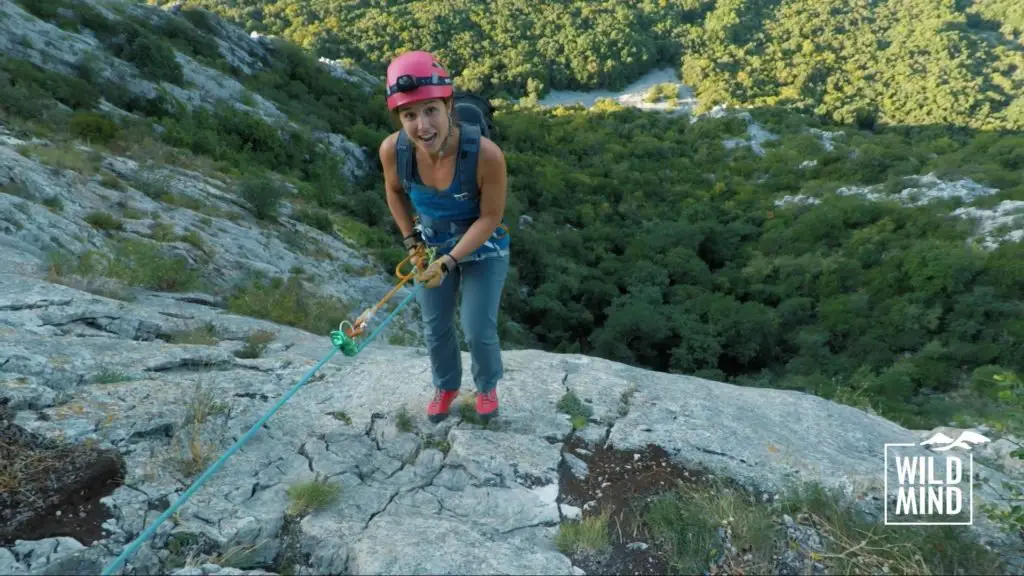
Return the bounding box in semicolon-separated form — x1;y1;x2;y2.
453;91;494;139
395;90;494;202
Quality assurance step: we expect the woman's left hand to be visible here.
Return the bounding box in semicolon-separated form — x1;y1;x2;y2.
417;254;456;289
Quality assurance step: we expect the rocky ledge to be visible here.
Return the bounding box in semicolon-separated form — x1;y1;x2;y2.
1;269;1022;575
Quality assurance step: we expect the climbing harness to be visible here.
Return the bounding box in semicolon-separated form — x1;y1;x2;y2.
100;246;435;576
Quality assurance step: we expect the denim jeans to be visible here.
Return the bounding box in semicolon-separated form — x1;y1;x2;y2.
416;253;510;393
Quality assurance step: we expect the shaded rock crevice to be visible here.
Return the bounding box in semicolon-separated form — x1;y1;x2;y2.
0;298;74;312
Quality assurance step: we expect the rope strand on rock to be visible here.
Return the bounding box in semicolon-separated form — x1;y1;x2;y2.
101;256;425;576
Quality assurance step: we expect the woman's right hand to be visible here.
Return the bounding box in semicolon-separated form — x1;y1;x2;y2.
404;231;427;270
408;245;427;270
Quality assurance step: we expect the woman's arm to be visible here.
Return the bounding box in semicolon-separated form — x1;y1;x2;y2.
379;132;417;239
447;137;507;262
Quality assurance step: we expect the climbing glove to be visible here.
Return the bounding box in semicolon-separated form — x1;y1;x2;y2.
417;254;457;289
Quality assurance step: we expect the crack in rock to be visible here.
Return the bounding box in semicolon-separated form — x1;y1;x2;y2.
143;359;239;373
156;311;195;320
298;443;314;473
234;392;270;402
501;519;560;535
694;445;751;465
0;298;73;311
363;490;400;530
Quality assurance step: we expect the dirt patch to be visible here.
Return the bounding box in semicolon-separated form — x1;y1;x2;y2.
557;435;714;575
0;400;125;547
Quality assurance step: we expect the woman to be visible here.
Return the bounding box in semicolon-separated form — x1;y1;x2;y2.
378;50;511;424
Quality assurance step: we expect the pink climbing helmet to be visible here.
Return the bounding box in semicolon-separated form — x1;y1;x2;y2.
385;50;454;111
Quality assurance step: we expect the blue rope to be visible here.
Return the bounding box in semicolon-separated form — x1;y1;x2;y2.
101;284;422;575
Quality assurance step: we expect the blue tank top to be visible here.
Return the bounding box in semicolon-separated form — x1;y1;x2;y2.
397;124;510;263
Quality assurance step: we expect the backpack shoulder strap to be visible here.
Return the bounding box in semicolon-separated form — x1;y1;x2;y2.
395;129;415;192
456;122;481;201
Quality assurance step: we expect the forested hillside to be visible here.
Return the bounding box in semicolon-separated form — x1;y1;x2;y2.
494;106;1023;432
173;0;1024;130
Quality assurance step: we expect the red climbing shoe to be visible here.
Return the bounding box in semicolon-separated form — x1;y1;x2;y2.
427;389;459;423
476;388;499;423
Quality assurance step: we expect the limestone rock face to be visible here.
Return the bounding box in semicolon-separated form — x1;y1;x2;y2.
1;268;1022;574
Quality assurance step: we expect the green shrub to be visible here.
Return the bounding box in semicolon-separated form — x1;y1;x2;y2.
179;7;220;35
101;25;184;85
154;13;222;62
85;211;123;231
48;240;200;293
226;275;351;335
295;206;334;233
70;111;120;144
0;56;99;113
237;177;286;221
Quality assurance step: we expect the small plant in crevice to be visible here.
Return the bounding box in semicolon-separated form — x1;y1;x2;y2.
286;472;340;516
458;394;486;426
422;436;451;455
395;406;414;433
166;322;219;346
618;384;637;417
92;369;131;384
328;410;352;425
84;210;124;232
234;329;276;359
168;382;230;479
558;390;593;430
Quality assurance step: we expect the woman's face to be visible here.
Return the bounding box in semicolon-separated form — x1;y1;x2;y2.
398;98;451;154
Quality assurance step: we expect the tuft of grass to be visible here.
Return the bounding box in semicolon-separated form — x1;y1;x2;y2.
92;369;131;384
555;510;611;556
99;171;125;191
41;196;64;213
395;406;414;433
182;383;229;426
132;169;174;200
286;473;340;516
645;480;777;575
170;383;229;478
167;323;219;346
328;411;352;425
294;205;334;233
84;210;123;231
557;390;593;430
459;394;483;425
422;436;451;454
642;478;1007;576
618;384;637;416
776;483;1006;576
150;221;177;242
233;329;275;359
